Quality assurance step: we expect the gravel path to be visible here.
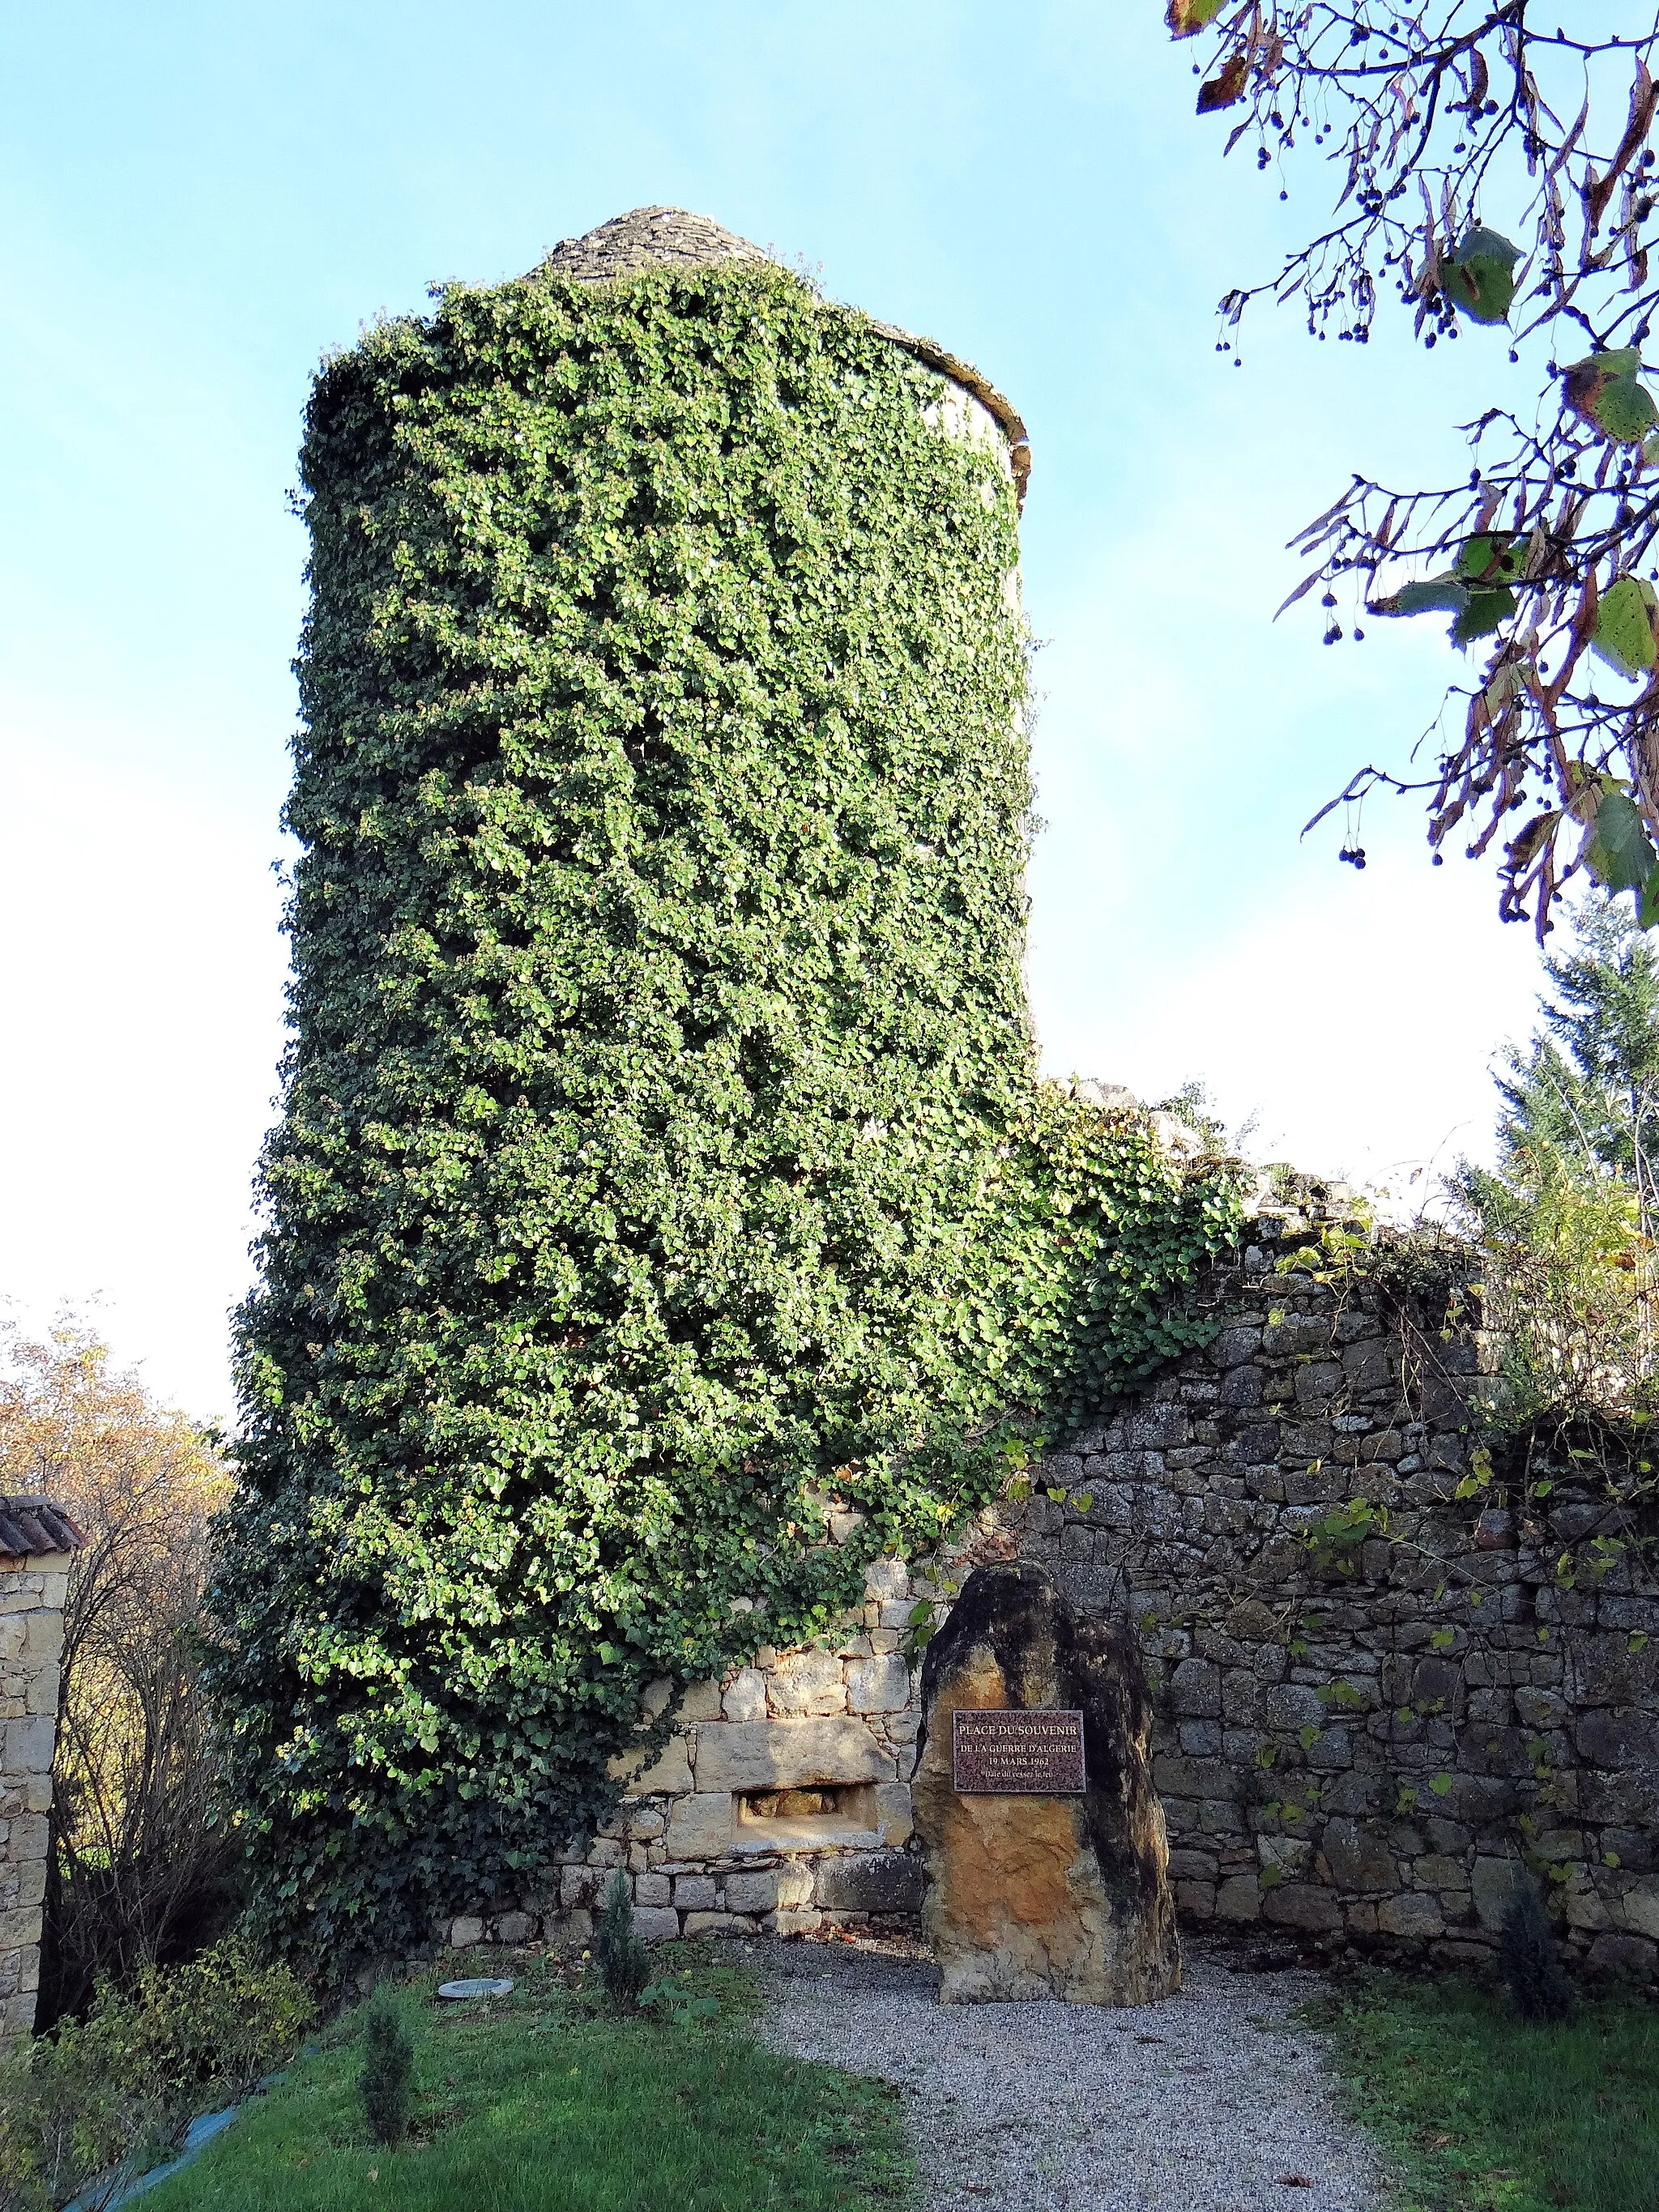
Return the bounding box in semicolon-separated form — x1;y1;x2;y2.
748;1938;1387;2212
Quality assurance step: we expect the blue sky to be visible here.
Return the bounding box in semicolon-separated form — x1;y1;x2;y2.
2;0;1554;1418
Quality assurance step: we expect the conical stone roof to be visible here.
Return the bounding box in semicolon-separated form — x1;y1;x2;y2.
535;207;1030;496
539;206;772;283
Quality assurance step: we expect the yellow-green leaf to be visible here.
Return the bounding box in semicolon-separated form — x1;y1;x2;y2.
1166;0;1226;36
1592;578;1659;680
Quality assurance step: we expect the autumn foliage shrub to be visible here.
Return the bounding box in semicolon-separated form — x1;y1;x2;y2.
0;1939;311;2211
0;1321;237;2025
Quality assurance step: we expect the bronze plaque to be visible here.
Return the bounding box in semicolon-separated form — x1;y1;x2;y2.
951;1707;1086;1795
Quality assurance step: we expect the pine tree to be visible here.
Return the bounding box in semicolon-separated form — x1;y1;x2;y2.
1456;904;1659;1416
1491;901;1659;1217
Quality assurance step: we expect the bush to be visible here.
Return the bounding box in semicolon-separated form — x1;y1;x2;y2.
594;1871;650;2011
358;1998;414;2148
0;1938;313;2210
1498;1876;1575;2023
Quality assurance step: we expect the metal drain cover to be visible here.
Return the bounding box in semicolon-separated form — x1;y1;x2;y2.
437;1976;514;2000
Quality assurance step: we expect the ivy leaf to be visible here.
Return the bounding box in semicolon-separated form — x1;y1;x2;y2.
1591;577;1659;680
1197;52;1248;111
1428;1772;1454;1796
1431;1626;1455;1652
1073;1492;1094;1514
1443;226;1520;324
1166;0;1225;32
1299;1724;1319;1750
1565;352;1659;444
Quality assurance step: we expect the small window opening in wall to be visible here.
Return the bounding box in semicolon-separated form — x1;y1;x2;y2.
734;1781;877;1847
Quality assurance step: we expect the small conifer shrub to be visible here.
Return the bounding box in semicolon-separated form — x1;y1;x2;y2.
359;1997;415;2146
595;1869;650;2010
1498;1876;1574;2022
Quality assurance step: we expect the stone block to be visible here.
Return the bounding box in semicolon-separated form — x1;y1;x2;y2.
493;1912;535;1945
1322;1819;1394;1892
6;1817;46;1865
681;1912;751;1938
608;1732;692;1797
1415;1854;1466;1891
1588;1932;1657;1978
847;1654;910;1713
768;1649;846;1718
1169;1660;1221;1718
633;1907;680;1943
693;1719;893;1793
815;1852;924;1914
634;1871;672;1907
672;1876;716;1910
1215;1873;1260;1920
664;1793;732;1859
1264;1684;1324;1732
723;1869;780;1915
1377;1894;1444;1939
722;1670;768;1722
771;1907;822;1937
1616;1877;1659;1940
1168;1848;1219;1882
3;1718;52;1777
864;1558;910;1600
1264;1883;1342;1933
680;1681;723;1722
448;1916;484;1949
1575;1709;1659;1769
876;1781;914;1846
22;1616;60;1664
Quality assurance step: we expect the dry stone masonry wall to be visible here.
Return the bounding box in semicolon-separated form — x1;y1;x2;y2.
1009;1177;1659;1980
0;1502;80;2039
442;1174;1659;1979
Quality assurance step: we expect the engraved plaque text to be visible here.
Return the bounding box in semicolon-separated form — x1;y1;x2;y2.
951;1707;1085;1795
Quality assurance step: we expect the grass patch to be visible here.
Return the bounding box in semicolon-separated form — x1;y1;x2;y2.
1305;1972;1659;2212
139;1947;910;2212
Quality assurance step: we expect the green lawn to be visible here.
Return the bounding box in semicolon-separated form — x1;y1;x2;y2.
1306;1974;1659;2212
140;1950;910;2212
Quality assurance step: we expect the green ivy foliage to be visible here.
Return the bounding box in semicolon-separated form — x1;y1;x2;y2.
205;257;1241;1969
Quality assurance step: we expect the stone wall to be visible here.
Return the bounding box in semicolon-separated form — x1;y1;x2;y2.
445;1548;927;1951
442;1175;1659;1979
1011;1178;1659;1980
0;1531;75;2037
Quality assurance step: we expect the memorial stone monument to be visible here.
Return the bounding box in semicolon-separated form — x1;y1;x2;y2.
911;1561;1180;2005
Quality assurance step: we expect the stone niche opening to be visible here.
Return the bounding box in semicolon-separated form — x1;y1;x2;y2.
734;1781;878;1851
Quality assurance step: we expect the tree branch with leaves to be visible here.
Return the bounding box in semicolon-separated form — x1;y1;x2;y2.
1171;1;1659;934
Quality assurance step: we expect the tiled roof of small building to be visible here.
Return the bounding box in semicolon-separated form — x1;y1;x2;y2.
535;207;1030;499
0;1498;84;1560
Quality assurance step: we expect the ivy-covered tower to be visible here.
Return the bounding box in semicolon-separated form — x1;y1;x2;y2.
209;210;1230;1966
